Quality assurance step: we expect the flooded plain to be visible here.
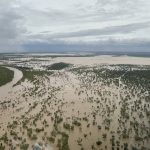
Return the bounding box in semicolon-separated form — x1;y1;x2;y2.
0;55;150;150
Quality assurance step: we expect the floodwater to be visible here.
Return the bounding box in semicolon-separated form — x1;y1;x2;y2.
0;57;149;150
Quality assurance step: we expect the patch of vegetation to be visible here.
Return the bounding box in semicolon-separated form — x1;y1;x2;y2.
134;135;143;141
47;137;55;143
10;130;18;140
96;140;102;146
57;132;70;150
0;133;8;144
35;127;44;133
72;120;81;126
0;66;14;86
0;143;5;150
27;128;32;138
22;70;53;82
63;123;74;130
31;134;37;140
122;69;150;88
14;67;53;85
20;143;29;150
47;62;71;70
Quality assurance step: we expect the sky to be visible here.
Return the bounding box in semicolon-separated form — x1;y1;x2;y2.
0;0;150;52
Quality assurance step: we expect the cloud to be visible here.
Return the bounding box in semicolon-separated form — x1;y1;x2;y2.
0;0;150;52
0;0;25;52
33;21;150;39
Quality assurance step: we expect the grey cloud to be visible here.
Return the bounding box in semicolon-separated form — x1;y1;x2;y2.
0;12;20;39
58;22;150;38
31;21;150;40
21;0;133;27
0;0;150;52
0;0;24;52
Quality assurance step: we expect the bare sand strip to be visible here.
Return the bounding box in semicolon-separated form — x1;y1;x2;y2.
0;67;23;98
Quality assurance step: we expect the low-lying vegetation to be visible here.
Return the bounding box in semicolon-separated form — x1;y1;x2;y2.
0;66;14;86
14;67;53;85
0;59;150;150
47;62;71;70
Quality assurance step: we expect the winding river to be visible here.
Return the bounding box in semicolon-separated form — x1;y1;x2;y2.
0;67;23;98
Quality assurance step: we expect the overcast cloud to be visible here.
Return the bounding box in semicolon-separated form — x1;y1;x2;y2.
0;0;150;52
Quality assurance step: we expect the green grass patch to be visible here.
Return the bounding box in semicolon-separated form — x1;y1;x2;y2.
0;66;14;86
21;70;52;82
14;67;53;85
47;62;71;70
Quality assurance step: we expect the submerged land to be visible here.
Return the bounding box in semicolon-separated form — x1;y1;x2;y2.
0;53;150;150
